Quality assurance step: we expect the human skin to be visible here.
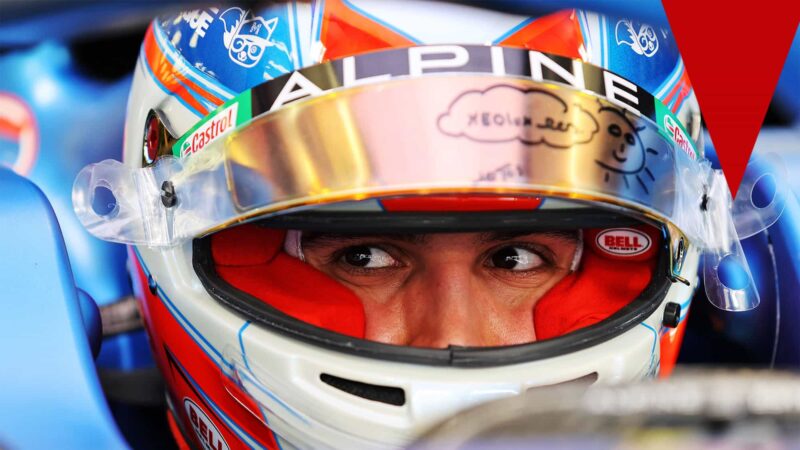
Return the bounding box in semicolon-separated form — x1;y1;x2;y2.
301;231;579;348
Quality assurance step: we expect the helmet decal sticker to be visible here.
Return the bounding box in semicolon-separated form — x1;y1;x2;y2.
175;9;219;48
663;113;695;159
220;7;280;69
173;91;252;157
594;104;658;193
437;85;599;148
179;102;239;156
184;397;231;450
160;4;300;92
596;228;652;256
615;20;660;57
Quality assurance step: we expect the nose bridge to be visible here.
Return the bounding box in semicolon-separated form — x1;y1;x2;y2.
408;259;484;347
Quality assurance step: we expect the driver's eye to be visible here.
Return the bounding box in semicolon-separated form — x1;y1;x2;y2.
488;246;544;271
342;246;398;268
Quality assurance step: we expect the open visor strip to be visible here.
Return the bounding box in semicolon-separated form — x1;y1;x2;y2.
73;45;786;311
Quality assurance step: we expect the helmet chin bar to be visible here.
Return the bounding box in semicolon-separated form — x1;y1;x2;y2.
191;225;673;367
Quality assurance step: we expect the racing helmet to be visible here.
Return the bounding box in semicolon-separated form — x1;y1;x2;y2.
72;2;767;449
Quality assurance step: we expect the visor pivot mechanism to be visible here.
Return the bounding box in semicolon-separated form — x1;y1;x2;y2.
700;193;709;211
160;180;177;208
668;273;691;287
672;237;686;273
668;235;690;286
662;302;681;328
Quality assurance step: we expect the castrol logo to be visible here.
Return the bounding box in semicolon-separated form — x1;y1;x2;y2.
180;103;238;156
596;228;651;256
184;397;230;450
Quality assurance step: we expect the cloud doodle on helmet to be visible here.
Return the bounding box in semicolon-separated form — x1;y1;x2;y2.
437;85;599;149
594;102;659;194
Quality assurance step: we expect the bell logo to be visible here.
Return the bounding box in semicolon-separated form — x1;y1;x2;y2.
184;398;230;450
596;228;651;256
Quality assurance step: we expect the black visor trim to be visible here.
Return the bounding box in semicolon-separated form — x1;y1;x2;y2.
254;209;642;234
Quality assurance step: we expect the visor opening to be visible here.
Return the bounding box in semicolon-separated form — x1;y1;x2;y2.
91;185;117;217
193;203;672;367
320;373;406;406
751;173;777;209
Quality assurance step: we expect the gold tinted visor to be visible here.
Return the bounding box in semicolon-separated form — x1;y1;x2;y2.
229;77;680;213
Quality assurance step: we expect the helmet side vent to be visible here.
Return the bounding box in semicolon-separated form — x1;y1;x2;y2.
320;373;406;406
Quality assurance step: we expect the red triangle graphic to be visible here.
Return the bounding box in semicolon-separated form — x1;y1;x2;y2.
662;0;800;195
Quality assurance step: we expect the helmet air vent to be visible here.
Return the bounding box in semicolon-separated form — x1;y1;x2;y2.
320;373;406;406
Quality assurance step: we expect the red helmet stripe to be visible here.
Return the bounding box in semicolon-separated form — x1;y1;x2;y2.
150;24;227;107
143;25;226;115
130;248;280;449
380;195;542;212
320;0;416;60
665;71;692;113
497;9;583;59
659;310;689;378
